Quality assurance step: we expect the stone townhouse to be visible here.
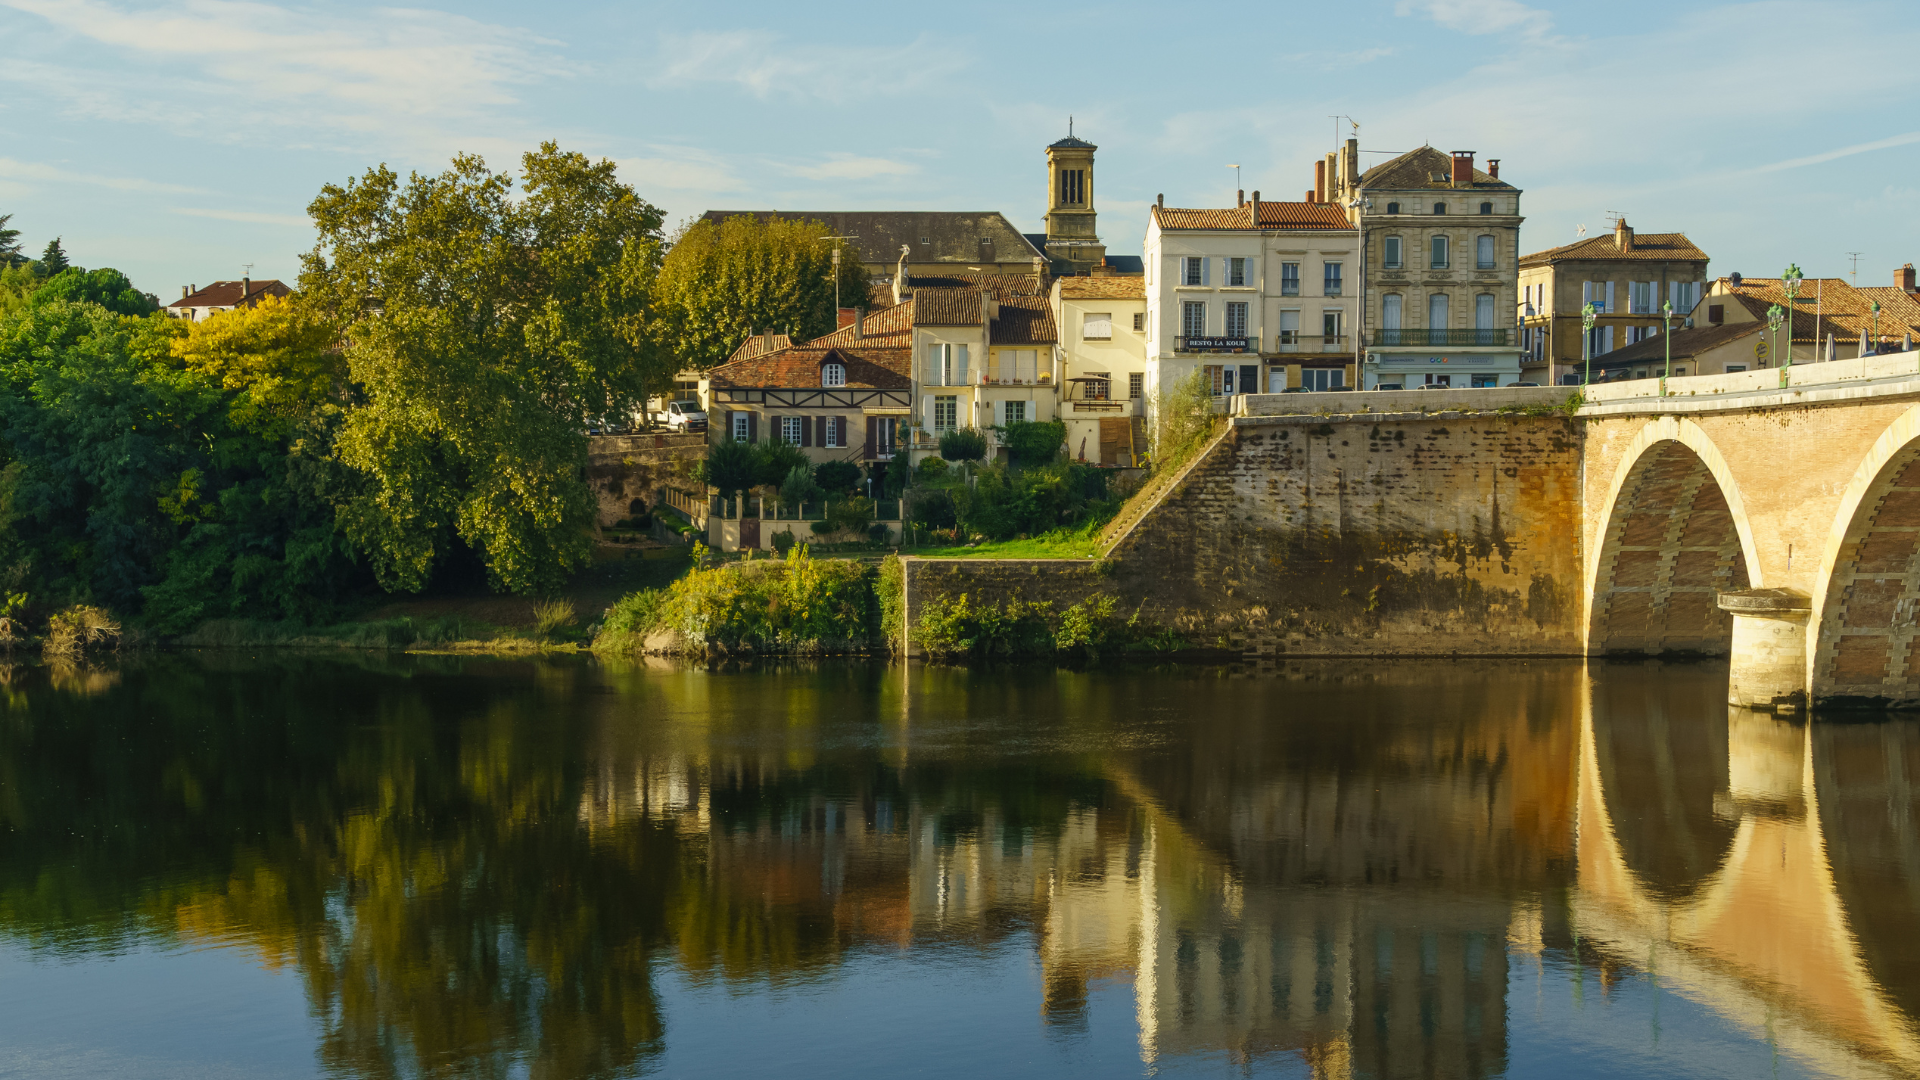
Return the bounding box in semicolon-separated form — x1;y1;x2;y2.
1054;273;1148;465
1319;143;1527;389
1142;193;1358;402
1517;219;1709;383
903;271;1060;460
702;302;913;463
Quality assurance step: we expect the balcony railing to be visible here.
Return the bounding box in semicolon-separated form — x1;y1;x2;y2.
1371;328;1511;347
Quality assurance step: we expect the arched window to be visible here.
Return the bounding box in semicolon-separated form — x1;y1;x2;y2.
1479;201;1493;215
1385;201;1400;214
822;361;846;388
1433;201;1446;215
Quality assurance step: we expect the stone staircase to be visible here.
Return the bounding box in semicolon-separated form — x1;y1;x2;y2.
1098;421;1231;557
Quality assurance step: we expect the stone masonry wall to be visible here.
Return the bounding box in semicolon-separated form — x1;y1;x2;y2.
1104;410;1587;656
899;558;1111;654
585;433;708;528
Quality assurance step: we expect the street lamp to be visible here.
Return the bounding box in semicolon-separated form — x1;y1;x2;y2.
1872;300;1883;352
1767;304;1784;370
1661;300;1674;391
1581;302;1597;385
1781;264;1803;369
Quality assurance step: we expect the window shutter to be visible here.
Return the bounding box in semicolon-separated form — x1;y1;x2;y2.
1201;258;1210;286
1582;282;1591;307
800;415;813;447
864;418;876;458
956;345;969;384
921;395;933;429
1605;281;1615;313
746;411;758;443
1603;325;1615;353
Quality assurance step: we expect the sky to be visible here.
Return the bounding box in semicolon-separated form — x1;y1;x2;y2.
5;0;1920;299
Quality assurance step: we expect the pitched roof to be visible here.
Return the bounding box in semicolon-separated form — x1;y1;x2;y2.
1718;277;1920;344
1151;201;1352;231
912;287;983;327
723;331;793;366
1521;229;1709;267
697;210;1044;269
1358;146;1514;191
990;291;1057;346
166;279;292;309
1049;135;1096;150
1592;321;1761;366
1102;254;1144;274
706;301;913;389
1060;276;1146;299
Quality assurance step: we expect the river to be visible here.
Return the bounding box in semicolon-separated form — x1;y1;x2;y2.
0;655;1914;1079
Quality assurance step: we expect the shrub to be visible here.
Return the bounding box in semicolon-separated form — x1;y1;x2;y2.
815;460;862;494
1001;419;1066;466
938;427;987;462
811;496;874;539
754;440;810;490
640;545;875;653
877;553;905;648
868;522;892;545
916;455;951;484
532;598;576;638
1149;368;1216;470
908;488;956;529
43;605;120;659
911;593;1054;657
780;464;821;512
772;528;796;554
705;439;757;498
884;453;911;497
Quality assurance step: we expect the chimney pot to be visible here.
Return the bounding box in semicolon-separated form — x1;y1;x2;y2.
1305;190;1315;203
1314;159;1326;203
854;308;865;338
181;285;189;299
1156;193;1164;208
1450;151;1475;186
837;306;857;331
1487;158;1500;180
1900;264;1916;294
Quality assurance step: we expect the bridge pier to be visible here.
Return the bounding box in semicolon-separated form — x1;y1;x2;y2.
1718;589;1812;711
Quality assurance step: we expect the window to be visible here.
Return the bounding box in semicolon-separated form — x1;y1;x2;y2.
1429;293;1450;332
1084;374;1110;400
1322;310;1342;341
1280;262;1300;296
1181;257;1204;285
926;342;968;385
1225;302;1248;337
1132;312;1144;332
823;415;845;448
1669;280;1701;315
1475;293;1495;331
1227;257;1248;286
993;348;1038;383
1324;262;1343;296
1430;237;1450;269
1083;312;1113;339
1726;364;1747;373
1708;303;1724;325
1059;168;1084;205
780;416;805;445
1476;235;1495;270
1129;373;1143;398
1386;202;1400;214
1003;400;1027;424
1384;237;1403;269
1181;301;1206;338
1382;293;1403;330
933;396;957;432
1433;202;1446;215
1479;202;1493;215
1278;310;1300;349
822;361;846;387
1472;374;1499;387
1302;368;1345;391
871;416;899;457
731;412;750;441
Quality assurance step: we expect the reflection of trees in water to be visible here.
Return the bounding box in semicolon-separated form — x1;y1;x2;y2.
1816;718;1920;1031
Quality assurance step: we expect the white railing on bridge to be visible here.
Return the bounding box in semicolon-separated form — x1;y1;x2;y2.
1583;350;1920;405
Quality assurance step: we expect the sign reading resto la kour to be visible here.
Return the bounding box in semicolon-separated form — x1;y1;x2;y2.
1183;337;1251;353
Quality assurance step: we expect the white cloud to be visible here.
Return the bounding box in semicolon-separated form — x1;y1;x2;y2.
0;155;205;193
1395;0;1552;38
645;29;964;102
617;151;743;196
1758;131;1920;173
783;155;918;181
170;207;308;226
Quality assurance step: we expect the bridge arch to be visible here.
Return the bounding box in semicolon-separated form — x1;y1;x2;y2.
1810;404;1920;707
1586;418;1760;655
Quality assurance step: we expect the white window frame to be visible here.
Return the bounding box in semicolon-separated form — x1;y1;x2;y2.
1082;312;1113;340
1430;236;1451;270
1323;261;1343;296
933;396;957;433
1322;309;1342;341
1280;262;1301;296
1180;257;1203;286
1181;301;1206;339
822;361;846;387
1225;301;1248;338
1277;309;1300;350
780;416;804;446
1475;235;1495;270
1383;237;1403;269
1227;257;1248;287
731;413;749;441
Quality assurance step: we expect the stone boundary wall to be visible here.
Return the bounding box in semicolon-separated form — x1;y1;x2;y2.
585;434;708;527
1239;386;1568;417
898;558;1111;655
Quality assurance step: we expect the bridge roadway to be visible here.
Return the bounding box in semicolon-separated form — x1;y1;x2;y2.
1235;352;1920;709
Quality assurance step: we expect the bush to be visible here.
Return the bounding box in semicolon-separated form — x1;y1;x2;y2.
916;455;951;484
811;495;874;539
1001;419;1066;466
638;546;875;653
815;460;862;494
706;439;757;498
754;440;810;489
772;528;796;553
779;464;821;512
911;593;1054;657
532;598;576;638
877;553;905;647
43;605;120;659
1149;368;1216;470
884;453;911;497
938;427;987;462
868;522;891;544
908;488;956;529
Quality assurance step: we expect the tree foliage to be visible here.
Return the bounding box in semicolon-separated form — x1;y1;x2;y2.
299;143;670;594
655;215;870;371
1000;419;1066;466
938;427;987;462
37;237;68;277
704;439;757;500
0;213;21;267
30;267;158;316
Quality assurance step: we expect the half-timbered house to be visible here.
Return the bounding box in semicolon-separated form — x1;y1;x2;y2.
703;302;914;463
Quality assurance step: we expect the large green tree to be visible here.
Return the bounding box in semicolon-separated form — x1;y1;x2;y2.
655;215;871;371
300;143;670;594
0;213;22;267
36;237;68;277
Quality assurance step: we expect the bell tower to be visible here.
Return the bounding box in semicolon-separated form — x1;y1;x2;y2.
1044;123;1105;272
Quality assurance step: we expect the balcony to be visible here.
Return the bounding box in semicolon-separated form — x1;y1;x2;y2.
1371;328;1511;347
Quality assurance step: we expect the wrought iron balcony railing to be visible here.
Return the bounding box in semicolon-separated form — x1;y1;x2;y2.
1371;328;1511;347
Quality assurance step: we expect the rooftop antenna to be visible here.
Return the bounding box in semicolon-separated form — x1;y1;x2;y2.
817;235;858;311
1847;251;1863;287
1576;224;1587;239
242;262;254;278
1068;115;1073;138
1228;163;1241;196
1604;211;1624;227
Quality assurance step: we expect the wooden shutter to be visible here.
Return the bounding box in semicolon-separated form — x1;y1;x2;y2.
1605;281;1615;313
863;417;875;458
746;411;758;443
1201;258;1210;286
956;345;969;385
799;414;812;447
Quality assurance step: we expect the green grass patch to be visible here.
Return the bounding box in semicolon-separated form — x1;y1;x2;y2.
904;526;1104;559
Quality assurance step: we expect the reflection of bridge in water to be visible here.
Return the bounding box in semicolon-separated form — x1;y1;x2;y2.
1576;670;1920;1077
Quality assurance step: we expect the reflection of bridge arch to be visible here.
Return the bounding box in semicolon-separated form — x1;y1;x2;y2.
1586;417;1758;655
1810;404;1920;705
1576;691;1920;1075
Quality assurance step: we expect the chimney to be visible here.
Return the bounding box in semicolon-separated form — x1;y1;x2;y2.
1156;193;1164;208
892;244;911;305
1487;158;1500;180
1314;159;1326;203
241;275;251;303
1237;189;1244;208
1450;151;1475;185
854;308;865;338
1249;190;1260;226
1032;255;1045;289
1305;190;1316;203
1614;218;1632;251
1900;264;1917;294
837;306;857;331
181;285;189;299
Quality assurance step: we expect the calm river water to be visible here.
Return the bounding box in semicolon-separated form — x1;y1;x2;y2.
0;655;1916;1079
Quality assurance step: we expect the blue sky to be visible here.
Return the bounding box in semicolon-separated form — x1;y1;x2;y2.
5;0;1920;298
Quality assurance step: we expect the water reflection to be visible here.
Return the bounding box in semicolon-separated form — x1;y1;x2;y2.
0;657;1915;1077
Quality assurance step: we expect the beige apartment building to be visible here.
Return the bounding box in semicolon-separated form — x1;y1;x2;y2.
1517;219;1709;383
1053;274;1147;464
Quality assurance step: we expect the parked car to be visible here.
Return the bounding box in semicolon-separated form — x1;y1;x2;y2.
660;400;707;433
1510;381;1542;387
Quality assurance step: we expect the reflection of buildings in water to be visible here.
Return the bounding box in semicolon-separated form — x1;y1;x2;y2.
1576;683;1920;1077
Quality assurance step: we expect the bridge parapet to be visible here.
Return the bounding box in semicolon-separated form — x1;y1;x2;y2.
1581;351;1920;416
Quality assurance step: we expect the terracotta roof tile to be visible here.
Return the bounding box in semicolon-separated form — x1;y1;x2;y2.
912;287;983;327
990;292;1056;346
697;210;1043;268
1521;231;1709;267
707;302;914;389
1060;276;1146;299
1152;201;1351;231
1592;321;1761;366
166;279;292;309
1718;277;1920;344
723;331;793;366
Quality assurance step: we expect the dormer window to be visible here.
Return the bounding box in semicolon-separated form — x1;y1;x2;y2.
822;361;846;387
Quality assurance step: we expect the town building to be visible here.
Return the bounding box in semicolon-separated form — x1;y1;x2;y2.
902;269;1060;460
1142;192;1357;404
1326;144;1527;389
699;209;1045;284
1054;273;1148;465
1517;219;1709;384
165;277;290;322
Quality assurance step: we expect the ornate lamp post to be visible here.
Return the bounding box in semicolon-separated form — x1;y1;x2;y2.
1781;265;1803;369
1872;300;1883;352
1767;304;1785;372
1582;302;1597;385
1661;300;1674;392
